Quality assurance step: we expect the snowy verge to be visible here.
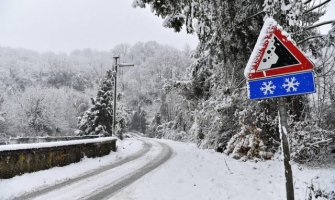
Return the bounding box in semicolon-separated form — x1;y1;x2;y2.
111;139;335;200
0;138;143;200
0;137;116;151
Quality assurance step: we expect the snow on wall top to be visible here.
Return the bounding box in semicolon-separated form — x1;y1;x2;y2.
244;18;278;78
0;137;116;151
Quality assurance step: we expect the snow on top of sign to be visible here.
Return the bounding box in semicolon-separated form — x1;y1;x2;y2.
244;18;278;78
0;137;116;151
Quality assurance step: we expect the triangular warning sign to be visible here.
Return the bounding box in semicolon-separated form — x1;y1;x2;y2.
244;18;314;80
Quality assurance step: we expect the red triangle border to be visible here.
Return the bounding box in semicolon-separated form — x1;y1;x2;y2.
247;26;314;80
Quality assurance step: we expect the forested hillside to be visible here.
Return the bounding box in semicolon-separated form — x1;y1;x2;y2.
0;42;193;140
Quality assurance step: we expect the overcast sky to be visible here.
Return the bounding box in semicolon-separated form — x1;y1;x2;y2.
0;0;199;53
0;0;334;53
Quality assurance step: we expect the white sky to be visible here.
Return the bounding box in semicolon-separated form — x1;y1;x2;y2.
319;0;335;34
0;0;199;53
0;0;334;53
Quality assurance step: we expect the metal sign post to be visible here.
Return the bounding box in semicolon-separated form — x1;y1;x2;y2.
278;98;295;200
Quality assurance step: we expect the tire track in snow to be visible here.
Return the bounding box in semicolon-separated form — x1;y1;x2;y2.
14;139;152;200
84;141;173;200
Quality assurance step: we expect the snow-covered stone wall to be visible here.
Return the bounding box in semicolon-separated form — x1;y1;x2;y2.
8;135;100;144
0;137;117;179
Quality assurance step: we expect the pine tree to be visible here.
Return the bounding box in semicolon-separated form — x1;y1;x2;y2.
76;70;115;136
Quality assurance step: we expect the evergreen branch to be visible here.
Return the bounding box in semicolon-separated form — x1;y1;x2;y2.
303;0;331;14
297;35;325;44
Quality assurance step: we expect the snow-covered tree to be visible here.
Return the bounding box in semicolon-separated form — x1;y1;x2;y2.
77;70;115;136
1;86;84;137
134;0;334;161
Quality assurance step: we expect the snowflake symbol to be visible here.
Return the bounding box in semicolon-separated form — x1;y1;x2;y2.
260;81;276;95
282;77;300;92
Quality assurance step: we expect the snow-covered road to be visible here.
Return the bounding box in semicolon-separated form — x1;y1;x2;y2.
25;139;171;200
14;138;153;200
0;137;172;200
1;136;334;200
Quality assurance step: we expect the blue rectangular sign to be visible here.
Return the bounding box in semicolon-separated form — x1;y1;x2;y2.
247;71;316;100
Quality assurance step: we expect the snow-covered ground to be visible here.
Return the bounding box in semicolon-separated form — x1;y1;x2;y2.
1;137;334;200
0;138;144;200
112;139;335;200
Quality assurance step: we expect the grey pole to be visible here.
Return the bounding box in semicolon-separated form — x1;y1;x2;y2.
113;56;120;139
112;57;134;140
278;98;295;200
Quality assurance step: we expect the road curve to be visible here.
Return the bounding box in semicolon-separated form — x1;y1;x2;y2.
15;139;152;200
85;141;172;200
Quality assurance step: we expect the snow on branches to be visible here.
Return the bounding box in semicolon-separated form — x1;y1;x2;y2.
163;14;186;31
263;0;303;26
77;70;115;136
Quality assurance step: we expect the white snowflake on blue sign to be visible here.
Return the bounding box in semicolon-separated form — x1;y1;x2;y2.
260;81;276;95
282;77;300;92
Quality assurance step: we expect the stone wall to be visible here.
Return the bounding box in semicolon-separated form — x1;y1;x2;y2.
8;135;100;144
0;137;117;179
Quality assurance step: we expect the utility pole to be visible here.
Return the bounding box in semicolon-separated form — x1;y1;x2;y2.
112;56;134;140
113;56;119;139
